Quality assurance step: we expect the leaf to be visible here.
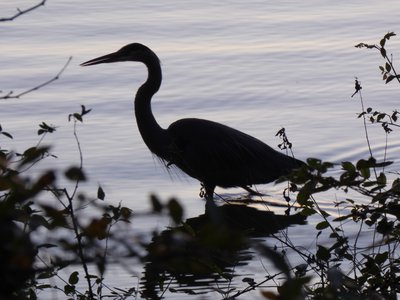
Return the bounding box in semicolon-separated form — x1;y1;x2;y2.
320;209;331;217
74;113;82;122
359;166;370;179
377;113;386;121
29;214;50;230
384;32;396;40
341;161;356;172
386;75;395;84
257;244;291;276
1;131;13;139
68;271;79;285
20;146;49;166
242;277;256;286
392;178;400;190
301;207;317;216
119;207;132;220
84;217;111;239
333;215;351;222
385;62;391;72
297;181;315;205
37;243;58;249
278;278;311;300
65;166;86;181
355;42;370;48
261;291;279;299
377;172;387;185
150;194;163;212
64;284;75;295
38;122;56;134
81;105;92;116
168;198;183;224
316;221;329;230
380;47;387;58
375;251;388;265
356;158;374;169
374;160;393;168
69;113;83;122
97;186;105;200
316;245;331;261
37;270;56;279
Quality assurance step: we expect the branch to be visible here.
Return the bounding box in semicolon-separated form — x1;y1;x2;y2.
0;0;46;22
355;32;400;84
0;56;72;100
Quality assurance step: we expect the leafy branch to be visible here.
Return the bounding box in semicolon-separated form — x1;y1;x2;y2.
355;32;400;84
358;107;400;133
351;79;378;178
63;106;94;298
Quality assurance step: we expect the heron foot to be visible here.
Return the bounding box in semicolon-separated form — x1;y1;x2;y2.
199;183;216;200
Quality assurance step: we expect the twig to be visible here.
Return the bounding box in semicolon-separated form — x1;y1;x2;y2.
228;271;283;298
0;0;46;22
66;119;95;298
309;194;364;275
0;56;72;100
352;79;378;179
45;117;93;298
36;255;86;298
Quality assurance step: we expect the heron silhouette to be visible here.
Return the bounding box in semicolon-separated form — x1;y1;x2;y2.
81;43;304;199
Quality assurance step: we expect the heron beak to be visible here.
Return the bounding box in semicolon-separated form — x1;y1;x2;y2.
80;51;120;66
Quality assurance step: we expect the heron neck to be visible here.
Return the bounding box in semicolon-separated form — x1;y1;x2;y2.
134;56;169;159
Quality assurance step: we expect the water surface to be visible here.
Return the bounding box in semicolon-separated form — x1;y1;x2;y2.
1;1;400;298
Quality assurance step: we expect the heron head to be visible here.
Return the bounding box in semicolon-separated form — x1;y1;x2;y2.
81;43;158;66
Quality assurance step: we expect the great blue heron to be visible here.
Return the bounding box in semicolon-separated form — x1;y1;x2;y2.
81;43;304;199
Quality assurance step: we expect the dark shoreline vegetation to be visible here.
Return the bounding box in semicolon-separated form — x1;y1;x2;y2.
1;8;400;299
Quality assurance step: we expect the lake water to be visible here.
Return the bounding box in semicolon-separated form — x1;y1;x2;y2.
1;1;400;299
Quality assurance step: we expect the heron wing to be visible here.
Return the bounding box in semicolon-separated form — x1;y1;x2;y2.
167;118;302;188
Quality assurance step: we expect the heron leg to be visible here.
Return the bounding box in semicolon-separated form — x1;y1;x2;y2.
203;183;219;219
200;183;215;201
205;183;216;200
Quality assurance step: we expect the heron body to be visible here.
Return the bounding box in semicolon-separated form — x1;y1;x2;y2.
81;43;304;198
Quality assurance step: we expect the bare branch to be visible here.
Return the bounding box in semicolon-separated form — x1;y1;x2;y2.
0;0;46;22
1;56;72;100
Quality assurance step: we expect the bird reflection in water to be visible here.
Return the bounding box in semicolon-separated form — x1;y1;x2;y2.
141;201;306;299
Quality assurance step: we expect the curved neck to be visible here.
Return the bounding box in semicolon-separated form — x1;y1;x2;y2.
134;54;169;159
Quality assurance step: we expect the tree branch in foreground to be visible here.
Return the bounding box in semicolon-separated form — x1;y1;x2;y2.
0;56;72;100
0;0;47;22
